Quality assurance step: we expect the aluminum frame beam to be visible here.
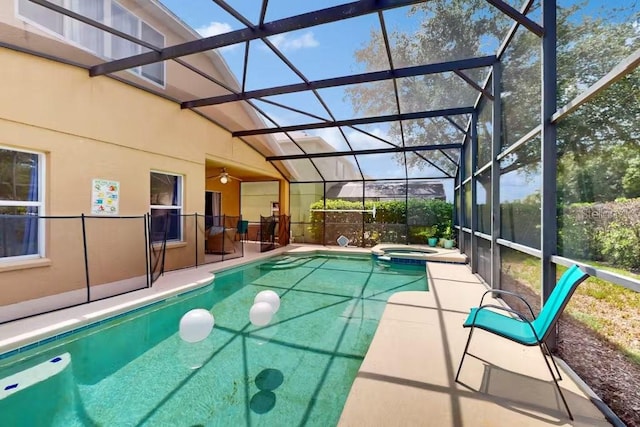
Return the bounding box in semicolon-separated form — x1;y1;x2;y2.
233;107;473;137
485;0;544;37
266;143;462;161
552;47;640;122
293;176;454;184
458;136;468;254
90;0;428;77
182;56;497;108
491;62;502;290
453;70;494;101
470;111;478;273
496;0;536;59
541;0;558;348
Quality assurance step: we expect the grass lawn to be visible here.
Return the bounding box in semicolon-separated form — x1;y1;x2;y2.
501;250;640;364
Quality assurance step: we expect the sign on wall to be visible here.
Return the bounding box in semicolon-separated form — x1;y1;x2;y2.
91;179;120;215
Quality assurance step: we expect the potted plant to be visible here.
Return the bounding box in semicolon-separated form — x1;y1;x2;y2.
443;226;455;249
426;225;439;247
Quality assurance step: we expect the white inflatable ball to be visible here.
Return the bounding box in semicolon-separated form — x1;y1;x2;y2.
249;302;274;326
179;309;215;343
254;290;281;313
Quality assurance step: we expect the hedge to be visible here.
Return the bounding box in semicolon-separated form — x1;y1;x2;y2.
307;198;453;246
560;198;640;270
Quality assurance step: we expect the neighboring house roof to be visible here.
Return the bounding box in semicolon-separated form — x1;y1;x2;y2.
326;181;446;200
276;134;361;182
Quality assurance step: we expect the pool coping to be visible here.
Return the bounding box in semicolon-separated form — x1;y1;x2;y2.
0;274;215;359
371;243;467;264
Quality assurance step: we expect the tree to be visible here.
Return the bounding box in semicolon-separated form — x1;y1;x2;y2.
623;157;640;198
347;0;640;203
555;2;640;203
347;0;510;176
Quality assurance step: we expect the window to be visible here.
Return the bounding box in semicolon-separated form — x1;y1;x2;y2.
68;0;105;57
140;22;164;85
111;1;138;59
150;172;182;242
17;0;165;86
0;147;43;259
18;0;63;35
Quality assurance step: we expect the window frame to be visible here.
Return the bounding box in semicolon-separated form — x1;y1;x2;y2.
0;145;46;261
16;0;166;88
149;170;183;243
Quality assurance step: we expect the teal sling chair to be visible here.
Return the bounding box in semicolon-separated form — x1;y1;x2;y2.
455;265;589;420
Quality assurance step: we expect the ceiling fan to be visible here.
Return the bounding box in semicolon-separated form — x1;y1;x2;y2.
207;167;241;184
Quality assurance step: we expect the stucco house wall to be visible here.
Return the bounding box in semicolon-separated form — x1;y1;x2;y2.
0;0;283;307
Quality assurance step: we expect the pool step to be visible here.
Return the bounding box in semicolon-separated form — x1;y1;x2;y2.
0;353;70;400
261;256;314;270
0;353;86;425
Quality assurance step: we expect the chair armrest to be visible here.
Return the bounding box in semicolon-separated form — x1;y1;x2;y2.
479;289;535;319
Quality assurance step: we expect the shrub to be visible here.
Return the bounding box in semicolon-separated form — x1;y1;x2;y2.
599;222;640;270
559;207;603;261
408;225;438;244
559;198;640;271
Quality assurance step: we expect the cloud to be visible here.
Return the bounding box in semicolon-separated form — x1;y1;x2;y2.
267;32;319;52
195;22;238;52
309;127;392;152
195;21;232;38
313;128;347;151
346;127;390;148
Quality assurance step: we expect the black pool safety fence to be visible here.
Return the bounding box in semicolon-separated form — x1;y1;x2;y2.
0;213;246;324
0;214;149;324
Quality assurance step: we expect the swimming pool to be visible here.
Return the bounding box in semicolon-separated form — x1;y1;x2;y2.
0;253;427;426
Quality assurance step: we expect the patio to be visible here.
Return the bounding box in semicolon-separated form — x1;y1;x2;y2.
1;0;639;423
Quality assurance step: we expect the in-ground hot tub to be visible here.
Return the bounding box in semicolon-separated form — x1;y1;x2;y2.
371;244;466;266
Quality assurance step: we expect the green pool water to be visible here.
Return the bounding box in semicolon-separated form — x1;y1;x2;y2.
0;254;427;426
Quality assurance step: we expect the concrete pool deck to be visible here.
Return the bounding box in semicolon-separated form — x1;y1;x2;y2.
0;245;613;425
338;262;611;427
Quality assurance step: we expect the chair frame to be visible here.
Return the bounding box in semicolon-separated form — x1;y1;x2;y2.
455;265;589;420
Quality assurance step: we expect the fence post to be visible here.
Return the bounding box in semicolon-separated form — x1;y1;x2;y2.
323;182;327;246
144;213;150;288
81;213;91;301
240;215;245;257
221;214;226;260
195;213;199;268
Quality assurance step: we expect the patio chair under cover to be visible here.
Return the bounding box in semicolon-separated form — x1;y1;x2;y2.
455;265;589;420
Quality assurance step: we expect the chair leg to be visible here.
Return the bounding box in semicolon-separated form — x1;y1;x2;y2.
538;344;573;420
541;342;563;381
455;327;475;382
